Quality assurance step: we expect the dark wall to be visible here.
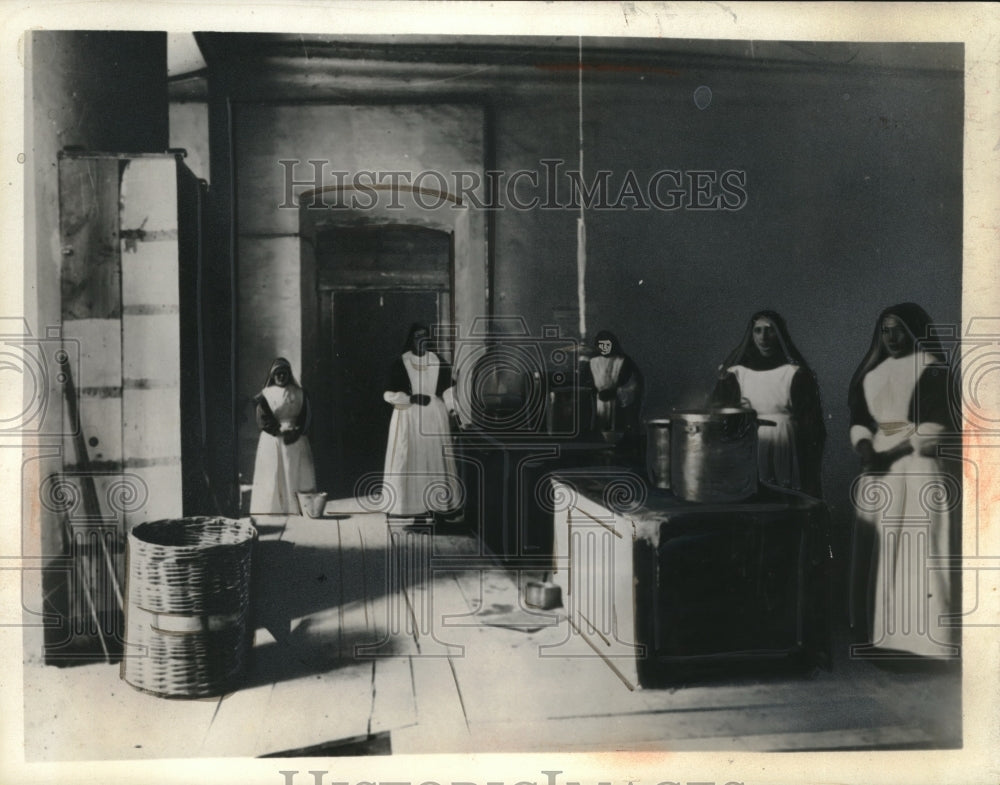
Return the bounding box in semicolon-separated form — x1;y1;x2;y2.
28;30;169;361
224;102;485;480
491;52;963;529
30;31;169;155
200;39;962;536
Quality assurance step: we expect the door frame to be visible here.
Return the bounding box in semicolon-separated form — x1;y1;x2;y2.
318;285;449;497
298;186;483;499
299;187;482;398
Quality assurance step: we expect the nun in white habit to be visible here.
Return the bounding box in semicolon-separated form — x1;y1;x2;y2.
848;303;960;658
250;357;316;514
381;324;461;519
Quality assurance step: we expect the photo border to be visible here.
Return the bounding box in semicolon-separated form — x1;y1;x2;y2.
2;2;998;784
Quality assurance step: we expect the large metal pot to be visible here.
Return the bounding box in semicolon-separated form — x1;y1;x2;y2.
670;407;760;503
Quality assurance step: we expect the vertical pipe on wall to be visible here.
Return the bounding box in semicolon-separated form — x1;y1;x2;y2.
196;32;240;513
227;96;239;513
577;37;587;341
195;175;208;452
484;102;497;324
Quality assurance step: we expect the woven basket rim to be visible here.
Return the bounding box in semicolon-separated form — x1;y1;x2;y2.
129;516;257;548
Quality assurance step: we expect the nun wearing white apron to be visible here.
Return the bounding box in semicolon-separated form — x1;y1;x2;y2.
250;357;317;515
588;329;643;461
710;310;826;498
381;324;461;519
848;303;960;657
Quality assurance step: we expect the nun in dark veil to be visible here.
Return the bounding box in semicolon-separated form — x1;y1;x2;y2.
381;323;461;519
710;310;826;498
847;302;959;657
250;357;316;514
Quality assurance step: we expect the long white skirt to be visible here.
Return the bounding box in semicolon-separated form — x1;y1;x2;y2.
382;399;461;516
250;433;316;515
852;451;958;656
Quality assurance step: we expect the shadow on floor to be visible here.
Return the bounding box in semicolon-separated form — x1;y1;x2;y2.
259;731;392;757
250;538;391;639
242;625;413;689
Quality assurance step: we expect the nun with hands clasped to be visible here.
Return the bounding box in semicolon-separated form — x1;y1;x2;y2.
847;303;959;658
381;323;462;521
250;357;317;515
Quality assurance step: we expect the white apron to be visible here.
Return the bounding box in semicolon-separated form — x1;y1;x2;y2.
590;354;625;431
382;351;460;516
250;384;317;515
729;364;800;490
851;353;957;656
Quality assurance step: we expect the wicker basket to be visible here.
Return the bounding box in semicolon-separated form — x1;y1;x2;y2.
121;516;257;698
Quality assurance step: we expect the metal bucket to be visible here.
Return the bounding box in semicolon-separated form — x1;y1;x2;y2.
297;491;328;518
670;408;759;503
524;580;562;609
645;418;672;490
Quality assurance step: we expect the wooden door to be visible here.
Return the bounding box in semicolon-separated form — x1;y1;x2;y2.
322;289;443;499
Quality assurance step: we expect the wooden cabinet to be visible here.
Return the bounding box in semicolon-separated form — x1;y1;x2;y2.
551;478;831;688
550;487;646;687
51;152;210;661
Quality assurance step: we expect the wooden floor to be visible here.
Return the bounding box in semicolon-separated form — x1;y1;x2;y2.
22;502;961;760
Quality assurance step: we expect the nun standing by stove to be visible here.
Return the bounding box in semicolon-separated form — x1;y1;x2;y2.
710;310;826;498
588;330;644;461
848;303;959;657
250;357;317;514
382;323;461;519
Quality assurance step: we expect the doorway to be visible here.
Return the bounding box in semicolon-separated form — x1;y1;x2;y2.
315;225;452;499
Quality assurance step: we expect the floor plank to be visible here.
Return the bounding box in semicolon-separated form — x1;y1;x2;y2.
370;656;417;735
255;660;374;755
390;654;471;754
392;525;464;657
334;516;379;658
468;715;939;753
355;516;421;658
447;618;642;726
198;680;275;757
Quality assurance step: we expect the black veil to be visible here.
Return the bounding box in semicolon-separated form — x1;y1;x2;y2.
263;357;299;388
718;310;811;376
847;302;947;415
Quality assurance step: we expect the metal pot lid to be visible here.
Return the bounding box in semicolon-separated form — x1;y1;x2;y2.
670;406;758;421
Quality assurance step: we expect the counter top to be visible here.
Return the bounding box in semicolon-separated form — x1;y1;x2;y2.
550;468;827;545
454;428;620;451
